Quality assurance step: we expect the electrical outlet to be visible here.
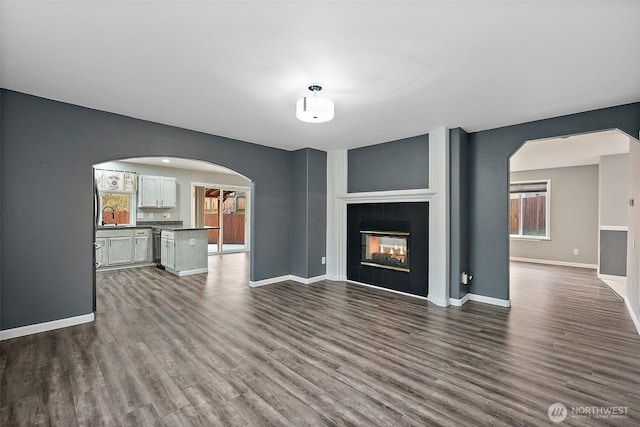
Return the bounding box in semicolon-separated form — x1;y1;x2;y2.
148;213;154;219
573;248;579;255
166;213;171;218
137;213;144;219
189;238;195;246
321;256;326;265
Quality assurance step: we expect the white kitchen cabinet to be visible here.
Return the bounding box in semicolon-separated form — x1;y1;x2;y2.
138;175;177;208
161;230;176;270
160;229;207;276
108;236;134;265
96;228;153;269
134;229;152;262
95;237;107;268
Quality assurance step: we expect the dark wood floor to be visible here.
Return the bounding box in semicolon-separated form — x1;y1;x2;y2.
1;257;639;426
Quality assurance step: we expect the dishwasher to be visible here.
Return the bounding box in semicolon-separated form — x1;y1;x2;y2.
152;229;162;265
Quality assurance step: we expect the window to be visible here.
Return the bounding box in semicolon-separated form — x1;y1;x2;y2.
100;192;135;225
509;180;550;239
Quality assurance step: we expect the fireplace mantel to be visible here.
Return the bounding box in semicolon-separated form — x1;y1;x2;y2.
326;127;450;307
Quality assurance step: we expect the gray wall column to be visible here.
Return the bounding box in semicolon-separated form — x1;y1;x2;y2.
291;148;327;279
449;128;470;299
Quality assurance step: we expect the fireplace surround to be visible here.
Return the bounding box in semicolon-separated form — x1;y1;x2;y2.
347;202;428;296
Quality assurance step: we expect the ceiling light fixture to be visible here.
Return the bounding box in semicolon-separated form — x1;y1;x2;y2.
162;158;170;163
296;85;334;123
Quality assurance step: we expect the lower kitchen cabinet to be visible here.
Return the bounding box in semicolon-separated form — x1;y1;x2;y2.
160;229;207;276
108;236;134;265
96;228;153;270
134;229;153;262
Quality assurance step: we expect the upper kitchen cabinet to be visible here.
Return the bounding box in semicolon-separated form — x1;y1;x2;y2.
138;175;177;208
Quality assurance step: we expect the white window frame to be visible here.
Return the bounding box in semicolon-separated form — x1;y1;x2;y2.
509;179;551;241
191;182;251;254
98;191;137;226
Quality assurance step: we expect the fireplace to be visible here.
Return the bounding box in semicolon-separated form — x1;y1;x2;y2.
347;203;428;296
361;230;409;272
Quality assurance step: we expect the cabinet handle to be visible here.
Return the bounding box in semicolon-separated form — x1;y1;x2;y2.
94;242;102;249
95;262;101;268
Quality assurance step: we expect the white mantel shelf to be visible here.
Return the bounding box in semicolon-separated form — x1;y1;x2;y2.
326;127;450;307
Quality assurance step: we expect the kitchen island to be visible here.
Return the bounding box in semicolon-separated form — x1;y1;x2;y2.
159;227;208;276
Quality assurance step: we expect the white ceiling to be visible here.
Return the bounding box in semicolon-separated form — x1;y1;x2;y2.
511;129;632;172
1;1;639;151
120;157;241;175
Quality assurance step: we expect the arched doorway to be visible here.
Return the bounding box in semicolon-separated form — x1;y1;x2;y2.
92;156;252;311
507;129;634;303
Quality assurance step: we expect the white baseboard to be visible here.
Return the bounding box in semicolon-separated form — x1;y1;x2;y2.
450;293;510;307
449;293;470;306
249;275;291;287
510;257;597;270
598;273;626;282
346;280;430;301
0;313;95;341
623;296;640;335
249;274;327;287
290;275;327;285
175;267;209;277
468;293;511;307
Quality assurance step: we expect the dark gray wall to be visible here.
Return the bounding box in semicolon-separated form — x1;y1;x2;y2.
468;102;640;300
348;135;429;193
600;230;627;276
449;128;470;299
291;148;327;279
0;90;295;330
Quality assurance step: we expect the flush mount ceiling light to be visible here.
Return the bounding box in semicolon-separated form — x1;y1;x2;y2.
161;158;170;163
296;85;334;123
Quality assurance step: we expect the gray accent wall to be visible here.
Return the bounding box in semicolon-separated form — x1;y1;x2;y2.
449;128;470;299
510;165;599;266
600;230;627;276
291;148;327;279
348;135;429;193
468;102;640;300
0;90;299;330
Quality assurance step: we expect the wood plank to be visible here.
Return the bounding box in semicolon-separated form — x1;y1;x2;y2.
1;255;640;425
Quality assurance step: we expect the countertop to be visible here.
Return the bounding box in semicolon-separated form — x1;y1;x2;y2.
97;224;214;232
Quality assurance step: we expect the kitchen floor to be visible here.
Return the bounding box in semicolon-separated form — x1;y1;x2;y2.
1;260;639;425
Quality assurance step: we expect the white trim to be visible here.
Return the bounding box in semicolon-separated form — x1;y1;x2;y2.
326;150;348;282
165;267;209;277
449;294;470;306
449;293;511;307
290;275;327;285
598;273;627;282
97;262;156;272
249;274;291;287
468;293;511;307
336;188;437;202
509;178;551;240
623;296;640;335
599;225;628;231
0;313;95;341
510;256;597;270
249;274;327;287
346;280;430;302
